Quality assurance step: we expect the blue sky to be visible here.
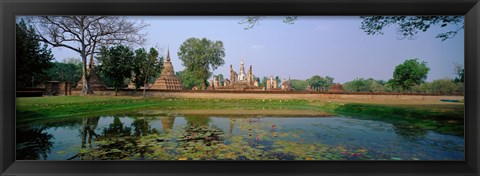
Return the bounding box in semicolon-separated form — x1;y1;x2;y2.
48;16;464;84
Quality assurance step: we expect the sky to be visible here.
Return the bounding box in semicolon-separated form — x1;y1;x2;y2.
46;16;464;84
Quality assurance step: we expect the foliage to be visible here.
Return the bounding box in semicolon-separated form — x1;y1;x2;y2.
453;64;464;83
343;78;386;92
176;70;205;90
216;74;225;86
260;76;268;87
16;127;54;160
388;59;430;91
239;16;297;30
290;79;309;90
28;16;149;94
275;76;281;88
132;48;148;89
16;19;54;88
414;79;463;95
177;38;226;90
46;59;83;87
97;46;135;95
307;75;334;91
132;48;164;92
360;16;464;41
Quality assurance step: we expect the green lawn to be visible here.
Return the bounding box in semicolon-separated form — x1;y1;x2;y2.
16;96;464;136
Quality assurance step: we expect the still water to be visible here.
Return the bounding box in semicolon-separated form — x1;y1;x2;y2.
16;114;464;160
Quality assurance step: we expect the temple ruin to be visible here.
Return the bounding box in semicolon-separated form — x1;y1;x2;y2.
328;83;345;93
150;48;183;90
76;65;107;91
209;60;262;91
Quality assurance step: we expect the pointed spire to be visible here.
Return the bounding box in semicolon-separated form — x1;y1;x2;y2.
166;46;171;62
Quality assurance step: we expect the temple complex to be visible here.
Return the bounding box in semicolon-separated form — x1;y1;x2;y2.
209;60;262;91
150;48;183;90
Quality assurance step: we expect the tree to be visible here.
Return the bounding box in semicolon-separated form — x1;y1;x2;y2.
132;47;163;96
388;58;430;91
28;16;149;94
46;59;83;88
177;38;226;90
260;76;268;87
360;16;464;41
307;75;334;91
417;79;463;95
343;78;386;92
275;76;281;88
16;19;54;88
217;74;225;86
453;63;464;83
290;79;309;90
97;46;135;96
176;70;204;90
132;48;148;90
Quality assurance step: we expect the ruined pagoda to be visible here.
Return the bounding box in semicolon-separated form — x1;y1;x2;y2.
76;57;106;91
150;48;182;90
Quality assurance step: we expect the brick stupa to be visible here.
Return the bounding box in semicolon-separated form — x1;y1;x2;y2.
150;48;182;90
328;83;345;93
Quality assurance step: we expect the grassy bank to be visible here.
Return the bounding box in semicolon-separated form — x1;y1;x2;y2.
16;96;464;136
16;96;321;122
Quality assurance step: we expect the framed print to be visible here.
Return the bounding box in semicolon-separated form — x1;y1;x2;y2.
1;0;479;175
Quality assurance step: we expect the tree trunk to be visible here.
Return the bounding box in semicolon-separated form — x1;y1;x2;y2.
202;80;207;90
115;88;118;96
81;53;94;95
143;72;148;97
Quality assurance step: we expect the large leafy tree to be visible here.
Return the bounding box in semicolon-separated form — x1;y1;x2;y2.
360;16;463;41
16;19;54;88
132;47;164;96
97;46;135;96
307;75;334;91
27;16;149;94
177;38;225;90
388;58;430;91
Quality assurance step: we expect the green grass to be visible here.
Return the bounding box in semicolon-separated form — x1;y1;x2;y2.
16;96;464;136
16;96;318;122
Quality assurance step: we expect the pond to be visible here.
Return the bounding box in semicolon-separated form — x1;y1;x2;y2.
16;114;464;160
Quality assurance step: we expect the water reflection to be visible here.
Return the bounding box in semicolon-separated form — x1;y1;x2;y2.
160;116;175;133
392;123;428;140
80;117;99;159
16;115;465;161
16;127;54;160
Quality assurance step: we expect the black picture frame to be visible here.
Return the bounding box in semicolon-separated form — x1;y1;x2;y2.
1;0;479;175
